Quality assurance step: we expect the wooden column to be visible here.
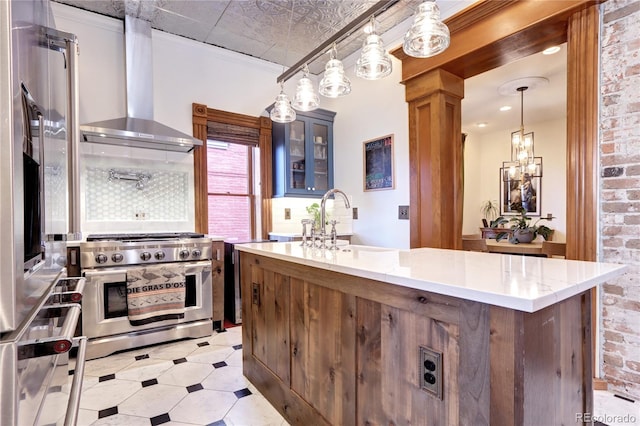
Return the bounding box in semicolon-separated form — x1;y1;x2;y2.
406;69;464;249
259;116;273;240
566;5;599;262
192;102;208;234
566;4;602;390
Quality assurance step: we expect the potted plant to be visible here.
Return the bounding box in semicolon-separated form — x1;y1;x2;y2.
480;199;499;227
493;207;554;244
306;202;326;231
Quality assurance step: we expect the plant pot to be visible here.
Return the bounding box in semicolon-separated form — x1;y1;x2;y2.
512;229;534;243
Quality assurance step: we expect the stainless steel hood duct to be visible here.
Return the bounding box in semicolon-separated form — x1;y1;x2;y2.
80;16;201;153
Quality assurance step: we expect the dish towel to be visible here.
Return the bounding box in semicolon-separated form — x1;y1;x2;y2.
126;264;186;326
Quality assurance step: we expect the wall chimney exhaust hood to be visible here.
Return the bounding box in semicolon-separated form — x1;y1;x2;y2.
80;16;201;153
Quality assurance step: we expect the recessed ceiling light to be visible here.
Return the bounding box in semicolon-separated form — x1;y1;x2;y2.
543;46;561;55
476;122;488;128
499;105;512;112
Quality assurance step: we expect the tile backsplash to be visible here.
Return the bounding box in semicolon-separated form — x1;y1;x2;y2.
270;197;354;235
81;143;195;234
85;167;188;221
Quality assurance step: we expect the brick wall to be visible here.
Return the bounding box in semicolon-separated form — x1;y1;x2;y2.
600;0;640;400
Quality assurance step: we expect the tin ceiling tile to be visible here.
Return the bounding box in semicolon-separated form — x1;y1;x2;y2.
52;0;412;72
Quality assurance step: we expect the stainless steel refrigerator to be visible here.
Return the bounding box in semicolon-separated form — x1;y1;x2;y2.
0;0;84;424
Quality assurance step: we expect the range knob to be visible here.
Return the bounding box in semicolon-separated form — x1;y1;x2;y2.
154;251;165;260
191;249;202;258
112;253;124;263
140;251;152;261
95;253;108;264
179;249;190;260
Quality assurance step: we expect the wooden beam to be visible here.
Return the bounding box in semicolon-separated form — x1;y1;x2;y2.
391;0;600;81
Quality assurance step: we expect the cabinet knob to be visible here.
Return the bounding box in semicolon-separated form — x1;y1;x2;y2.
307;187;311;191
311;187;315;191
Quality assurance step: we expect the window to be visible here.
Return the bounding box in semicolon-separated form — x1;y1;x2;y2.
206;140;259;241
192;105;271;240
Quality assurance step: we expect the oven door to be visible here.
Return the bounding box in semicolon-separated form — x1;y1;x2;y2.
82;261;213;339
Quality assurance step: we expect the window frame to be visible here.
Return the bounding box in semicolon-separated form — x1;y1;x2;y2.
192;104;273;239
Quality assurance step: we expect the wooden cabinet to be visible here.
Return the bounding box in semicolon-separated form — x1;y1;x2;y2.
211;240;224;331
240;252;592;425
271;108;336;197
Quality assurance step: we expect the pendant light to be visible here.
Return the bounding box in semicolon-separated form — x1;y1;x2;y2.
270;82;296;123
502;86;542;181
403;0;450;58
292;65;319;111
355;16;392;80
270;0;296;123
319;44;351;98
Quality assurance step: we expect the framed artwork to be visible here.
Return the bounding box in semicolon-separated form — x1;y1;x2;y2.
500;169;541;216
363;134;394;191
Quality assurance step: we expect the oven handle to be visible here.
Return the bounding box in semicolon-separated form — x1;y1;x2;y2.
185;260;214;272
64;336;87;426
83;268;128;280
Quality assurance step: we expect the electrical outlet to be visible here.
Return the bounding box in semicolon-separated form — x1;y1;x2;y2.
352;207;358;220
284;208;291;220
419;346;443;399
398;205;409;220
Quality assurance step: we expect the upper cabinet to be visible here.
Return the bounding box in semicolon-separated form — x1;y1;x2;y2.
272;108;336;198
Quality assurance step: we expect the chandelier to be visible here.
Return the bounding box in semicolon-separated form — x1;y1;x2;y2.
502;85;542;181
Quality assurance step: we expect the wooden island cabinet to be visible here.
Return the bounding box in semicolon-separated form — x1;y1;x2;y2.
237;243;625;425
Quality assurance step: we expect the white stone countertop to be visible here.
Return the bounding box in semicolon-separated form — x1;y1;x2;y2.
235;242;627;313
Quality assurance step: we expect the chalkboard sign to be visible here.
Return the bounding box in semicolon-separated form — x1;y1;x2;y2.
363;134;394;191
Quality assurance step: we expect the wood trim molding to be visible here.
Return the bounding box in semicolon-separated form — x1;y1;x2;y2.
392;0;602;387
566;5;599;262
407;69;464;249
192;103;208;233
192;104;273;237
391;0;599;81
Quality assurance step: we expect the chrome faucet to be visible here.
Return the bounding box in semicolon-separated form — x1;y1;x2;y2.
320;189;351;246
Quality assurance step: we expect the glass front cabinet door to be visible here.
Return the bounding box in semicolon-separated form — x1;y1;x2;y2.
271;108;335;197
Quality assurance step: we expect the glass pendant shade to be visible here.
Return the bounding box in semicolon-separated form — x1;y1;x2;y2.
270;87;296;123
319;46;351;98
403;0;450;58
293;69;319;111
356;17;392;80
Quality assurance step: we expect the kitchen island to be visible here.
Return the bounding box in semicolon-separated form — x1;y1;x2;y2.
235;242;626;426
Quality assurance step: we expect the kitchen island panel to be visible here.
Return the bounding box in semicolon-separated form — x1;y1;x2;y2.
250;265;290;385
240;251;596;425
521;291;591;426
290;280;356;425
378;304;461;425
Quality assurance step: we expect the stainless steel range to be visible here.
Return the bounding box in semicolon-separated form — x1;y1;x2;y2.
71;232;214;360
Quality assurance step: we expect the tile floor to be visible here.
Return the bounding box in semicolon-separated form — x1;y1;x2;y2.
74;326;289;426
73;325;638;426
